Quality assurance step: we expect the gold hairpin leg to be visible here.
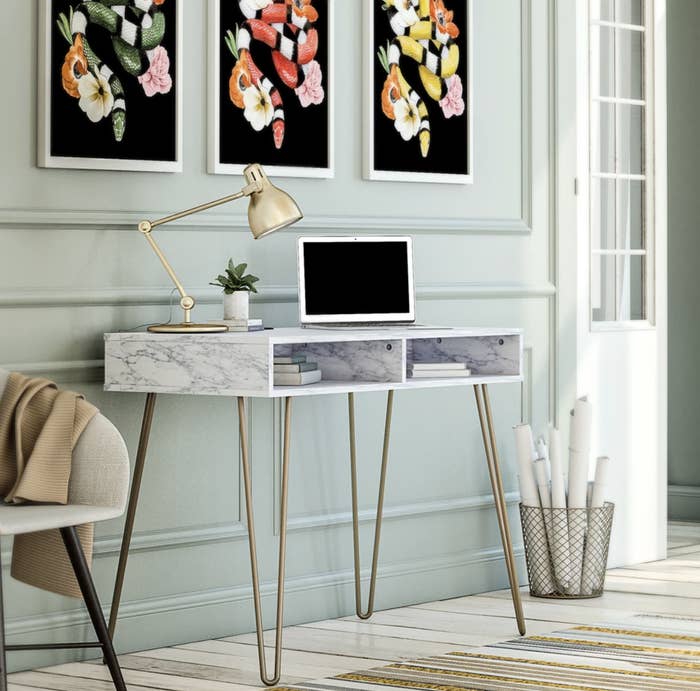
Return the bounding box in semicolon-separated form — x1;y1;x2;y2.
348;390;394;620
238;396;292;687
474;384;526;635
108;392;158;640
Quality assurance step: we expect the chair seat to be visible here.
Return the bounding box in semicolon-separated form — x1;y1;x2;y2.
0;504;122;536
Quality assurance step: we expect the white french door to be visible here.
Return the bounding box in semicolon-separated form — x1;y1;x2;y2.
576;0;667;565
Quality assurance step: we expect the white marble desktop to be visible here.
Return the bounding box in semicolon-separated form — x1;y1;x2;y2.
104;327;523;397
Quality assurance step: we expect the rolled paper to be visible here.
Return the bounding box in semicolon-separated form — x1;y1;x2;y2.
536;437;549;466
581;457;612;595
568;398;592;508
549;426;567;509
548;425;570;590
533;458;552;509
590;456;610;508
534;458;555;578
514;424;555;594
513;424;539;507
567;397;593;593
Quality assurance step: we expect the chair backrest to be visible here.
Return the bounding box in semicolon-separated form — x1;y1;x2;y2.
0;369;129;512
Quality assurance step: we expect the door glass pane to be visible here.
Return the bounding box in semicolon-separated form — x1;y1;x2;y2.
616;0;643;25
592;180;617;251
617;180;645;250
592;254;646;322
592;103;616;173
592;0;643;25
617;103;644;174
592;179;644;251
616;255;645;320
592;27;643;100
592;103;644;174
592;255;617;322
615;29;644;99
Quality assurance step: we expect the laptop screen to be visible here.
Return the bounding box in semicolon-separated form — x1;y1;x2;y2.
298;237;415;324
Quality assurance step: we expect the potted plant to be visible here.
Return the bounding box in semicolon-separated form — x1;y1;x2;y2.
210;259;259;321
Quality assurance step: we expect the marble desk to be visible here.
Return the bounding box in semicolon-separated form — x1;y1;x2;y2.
104;327;526;686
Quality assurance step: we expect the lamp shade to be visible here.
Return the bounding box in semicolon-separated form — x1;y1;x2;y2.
243;164;303;239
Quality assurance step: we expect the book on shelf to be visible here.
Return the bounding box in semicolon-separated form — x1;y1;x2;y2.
273;362;318;373
408;368;471;379
410;362;469;371
273;355;306;365
208;319;264;332
274;369;322;386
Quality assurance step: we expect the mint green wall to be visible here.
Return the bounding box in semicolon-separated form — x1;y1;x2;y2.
0;0;564;671
667;0;700;522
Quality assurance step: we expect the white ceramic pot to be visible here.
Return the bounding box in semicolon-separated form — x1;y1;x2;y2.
223;291;249;321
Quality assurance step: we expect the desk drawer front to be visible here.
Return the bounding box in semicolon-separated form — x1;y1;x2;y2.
105;339;269;395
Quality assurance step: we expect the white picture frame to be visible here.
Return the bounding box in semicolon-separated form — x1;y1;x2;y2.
364;0;473;184
208;0;334;179
37;0;183;173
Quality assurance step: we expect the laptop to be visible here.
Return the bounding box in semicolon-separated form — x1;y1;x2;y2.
297;236;418;327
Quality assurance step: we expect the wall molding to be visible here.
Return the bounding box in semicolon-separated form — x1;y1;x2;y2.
0;208;531;235
4;543;525;638
521;346;534;425
0;282;556;310
287;491;521;533
668;485;700;522
1;521;247;564
668;484;700;499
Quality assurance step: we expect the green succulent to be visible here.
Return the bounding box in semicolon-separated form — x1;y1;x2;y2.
210;259;260;295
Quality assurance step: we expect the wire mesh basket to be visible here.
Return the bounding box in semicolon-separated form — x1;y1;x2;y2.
520;502;614;599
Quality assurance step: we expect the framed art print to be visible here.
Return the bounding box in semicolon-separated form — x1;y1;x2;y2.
209;0;334;178
38;0;182;172
365;0;472;184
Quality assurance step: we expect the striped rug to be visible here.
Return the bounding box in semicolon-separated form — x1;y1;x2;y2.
271;615;700;690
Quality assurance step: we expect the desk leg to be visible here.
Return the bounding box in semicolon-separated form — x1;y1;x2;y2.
348;390;394;620
474;384;526;635
108;392;158;641
237;396;292;687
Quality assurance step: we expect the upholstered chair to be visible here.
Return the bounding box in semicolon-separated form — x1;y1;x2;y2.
0;369;129;691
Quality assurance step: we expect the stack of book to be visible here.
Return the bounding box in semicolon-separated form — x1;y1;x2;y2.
408;362;471;378
207;318;264;332
274;355;322;386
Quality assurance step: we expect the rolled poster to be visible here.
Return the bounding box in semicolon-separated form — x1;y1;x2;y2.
567;397;593;593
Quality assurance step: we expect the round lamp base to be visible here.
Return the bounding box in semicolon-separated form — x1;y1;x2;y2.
147;323;228;334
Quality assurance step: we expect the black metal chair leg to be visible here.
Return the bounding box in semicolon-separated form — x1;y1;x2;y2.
0;545;7;691
60;527;126;691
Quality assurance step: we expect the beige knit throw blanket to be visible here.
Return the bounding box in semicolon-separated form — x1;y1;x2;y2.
0;373;98;598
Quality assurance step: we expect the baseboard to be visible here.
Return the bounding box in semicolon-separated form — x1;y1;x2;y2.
668;484;700;522
4;543;526;672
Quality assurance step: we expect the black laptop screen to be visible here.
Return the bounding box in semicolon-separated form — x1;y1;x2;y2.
302;241;411;316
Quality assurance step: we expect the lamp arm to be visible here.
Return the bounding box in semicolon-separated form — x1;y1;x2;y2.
137;180;261;325
149;181;259;229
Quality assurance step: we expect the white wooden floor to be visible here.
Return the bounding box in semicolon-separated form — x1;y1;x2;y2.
9;522;700;691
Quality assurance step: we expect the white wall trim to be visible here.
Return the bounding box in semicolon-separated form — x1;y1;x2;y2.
0;208;531;235
0;283;556;310
669;484;700;499
1;521;247;564
287;491;521;533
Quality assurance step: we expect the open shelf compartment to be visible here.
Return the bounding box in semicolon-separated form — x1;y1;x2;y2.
272;338;406;392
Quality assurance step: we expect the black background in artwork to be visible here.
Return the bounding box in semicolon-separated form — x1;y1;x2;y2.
49;0;177;162
372;1;469;176
218;0;329;169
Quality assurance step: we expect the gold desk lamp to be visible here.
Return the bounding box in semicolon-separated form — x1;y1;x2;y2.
138;163;303;334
